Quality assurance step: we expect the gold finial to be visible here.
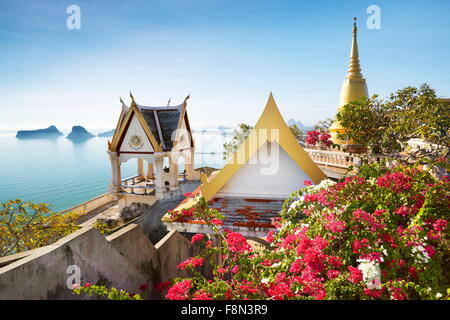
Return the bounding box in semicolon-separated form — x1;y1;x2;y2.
347;17;362;80
183;94;190;106
129;91;137;106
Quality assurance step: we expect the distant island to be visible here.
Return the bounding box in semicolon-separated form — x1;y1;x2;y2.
67;126;95;140
287;119;314;132
217;125;231;131
16;125;63;139
97;129;115;137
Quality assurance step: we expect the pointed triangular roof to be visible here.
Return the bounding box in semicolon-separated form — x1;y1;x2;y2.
201;92;326;201
109;98;163;152
162;93;326;222
109;94;194;153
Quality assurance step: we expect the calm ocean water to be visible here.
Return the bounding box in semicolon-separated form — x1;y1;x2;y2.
0;132;228;212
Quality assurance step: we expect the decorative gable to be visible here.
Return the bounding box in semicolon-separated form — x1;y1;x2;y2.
119;114;155;153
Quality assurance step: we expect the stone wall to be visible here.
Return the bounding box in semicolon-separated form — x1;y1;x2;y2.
0;224;200;300
139;180;201;244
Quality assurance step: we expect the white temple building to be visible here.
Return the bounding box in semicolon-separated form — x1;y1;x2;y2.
107;93;199;208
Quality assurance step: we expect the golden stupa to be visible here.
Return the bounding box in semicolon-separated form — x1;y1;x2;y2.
329;18;368;145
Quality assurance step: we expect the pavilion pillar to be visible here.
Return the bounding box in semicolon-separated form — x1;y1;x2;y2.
185;148;196;180
137;158;145;179
109;152;121;200
154;157;164;199
169;156;179;191
146;162;154;180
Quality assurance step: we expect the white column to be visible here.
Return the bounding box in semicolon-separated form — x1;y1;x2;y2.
185;148;197;180
109;152;121;200
137;158;145;179
154;157;164;199
169;155;179;191
146;162;154;180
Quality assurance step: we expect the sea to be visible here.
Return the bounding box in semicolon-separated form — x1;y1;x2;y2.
0;130;230;212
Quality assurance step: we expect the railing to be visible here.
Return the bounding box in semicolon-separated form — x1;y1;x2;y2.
120;175;155;195
305;149;389;172
305;149;359;170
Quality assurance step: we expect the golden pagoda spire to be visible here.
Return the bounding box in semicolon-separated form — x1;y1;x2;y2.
329;18;369;146
347;17;363;80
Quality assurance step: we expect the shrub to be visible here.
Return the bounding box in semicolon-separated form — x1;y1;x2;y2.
165;163;449;300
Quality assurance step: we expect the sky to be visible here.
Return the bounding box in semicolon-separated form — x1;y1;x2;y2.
0;0;449;132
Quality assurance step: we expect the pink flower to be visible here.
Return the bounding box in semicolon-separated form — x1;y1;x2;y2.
72;283;80;289
364;288;383;299
166;280;192;300
205;240;213;248
84;283;91;288
177;257;205;270
424;246;436;258
327;269;341;279
211;218;224;226
266;230;275;243
304;180;312;186
395;206;409;216
192;290;212;300
226;232;252;254
232;265;239;274
183;192;193;198
306;130;320;145
433;219;448;232
348;266;363;284
217;267;227;274
191;233;204;244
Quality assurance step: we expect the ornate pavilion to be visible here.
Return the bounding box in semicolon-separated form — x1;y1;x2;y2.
107;93;198;208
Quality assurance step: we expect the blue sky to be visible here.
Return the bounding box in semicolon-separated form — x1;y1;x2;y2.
0;0;449;131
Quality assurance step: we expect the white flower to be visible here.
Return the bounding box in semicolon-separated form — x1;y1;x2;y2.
288;200;301;212
271;262;281;268
357;259;381;289
412;244;430;264
261;278;270;284
436;293;443;298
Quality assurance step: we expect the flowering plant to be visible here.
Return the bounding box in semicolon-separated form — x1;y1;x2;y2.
166;163;449;300
72;283;147;300
306;130;333;148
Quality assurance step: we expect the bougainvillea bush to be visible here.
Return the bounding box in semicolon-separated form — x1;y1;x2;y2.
164;163;449;300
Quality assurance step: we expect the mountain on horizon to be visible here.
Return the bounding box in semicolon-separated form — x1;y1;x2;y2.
67;126;95;141
16;125;63;139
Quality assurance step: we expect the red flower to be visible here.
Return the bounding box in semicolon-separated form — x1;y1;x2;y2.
177;257;205;270
225;232;252;254
154;281;171;292
348;266;363;284
327;269;341;279
211;218;224;226
304;180;312;186
139;283;149;291
84;283;91;288
191;233;204;244
184;192;193;198
306;130;320;145
166;280;192;300
364;288;383;299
